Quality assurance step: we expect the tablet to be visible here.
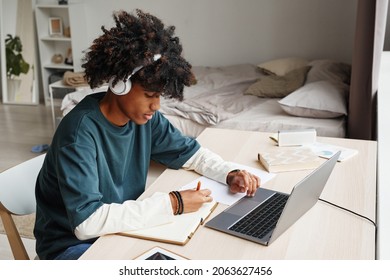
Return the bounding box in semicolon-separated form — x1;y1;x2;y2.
134;246;188;260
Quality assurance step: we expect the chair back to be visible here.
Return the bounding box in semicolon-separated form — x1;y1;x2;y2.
0;154;45;259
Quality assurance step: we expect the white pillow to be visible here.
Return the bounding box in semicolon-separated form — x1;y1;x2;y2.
258;57;309;76
278;81;348;118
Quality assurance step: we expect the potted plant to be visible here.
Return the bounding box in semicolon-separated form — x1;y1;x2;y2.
5;34;30;100
5;34;30;78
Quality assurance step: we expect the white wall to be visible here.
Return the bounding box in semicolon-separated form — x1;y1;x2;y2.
37;0;357;66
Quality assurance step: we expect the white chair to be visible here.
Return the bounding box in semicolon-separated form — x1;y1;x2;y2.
0;154;45;260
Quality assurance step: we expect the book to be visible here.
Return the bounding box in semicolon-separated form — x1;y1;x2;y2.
269;129;316;147
258;146;321;173
270;128;317;147
118;199;218;245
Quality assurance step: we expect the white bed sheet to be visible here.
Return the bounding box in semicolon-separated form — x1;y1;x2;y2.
165;98;346;138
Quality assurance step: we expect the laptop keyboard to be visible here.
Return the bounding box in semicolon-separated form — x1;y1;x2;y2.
229;192;289;239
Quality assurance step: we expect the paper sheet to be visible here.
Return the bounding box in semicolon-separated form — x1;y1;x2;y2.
181;163;276;206
308;142;358;162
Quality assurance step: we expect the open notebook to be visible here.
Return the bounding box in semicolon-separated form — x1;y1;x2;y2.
118;200;217;245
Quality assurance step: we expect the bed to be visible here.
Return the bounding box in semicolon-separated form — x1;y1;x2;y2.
60;57;351;138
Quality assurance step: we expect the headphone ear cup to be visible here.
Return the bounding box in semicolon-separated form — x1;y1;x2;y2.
109;77;132;95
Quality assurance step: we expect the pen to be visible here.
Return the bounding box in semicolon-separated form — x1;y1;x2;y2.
196;181;201;191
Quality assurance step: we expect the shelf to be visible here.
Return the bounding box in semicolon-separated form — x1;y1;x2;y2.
44;63;74;70
36;4;69;9
49;79;83;89
41;36;71;42
35;2;87;106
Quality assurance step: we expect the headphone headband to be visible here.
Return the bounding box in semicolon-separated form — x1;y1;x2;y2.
109;54;162;95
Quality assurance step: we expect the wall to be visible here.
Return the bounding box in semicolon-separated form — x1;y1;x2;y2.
37;0;357;67
377;51;390;259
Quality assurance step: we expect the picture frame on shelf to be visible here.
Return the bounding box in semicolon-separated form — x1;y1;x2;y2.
49;17;63;36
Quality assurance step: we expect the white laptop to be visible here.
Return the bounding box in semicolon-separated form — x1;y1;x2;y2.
205;151;340;246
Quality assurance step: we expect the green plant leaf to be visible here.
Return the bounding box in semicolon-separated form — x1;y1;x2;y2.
5;34;30;78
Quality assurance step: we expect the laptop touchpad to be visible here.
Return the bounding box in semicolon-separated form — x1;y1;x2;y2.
226;199;260;216
225;189;275;217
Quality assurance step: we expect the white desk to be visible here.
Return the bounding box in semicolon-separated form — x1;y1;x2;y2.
80;128;377;260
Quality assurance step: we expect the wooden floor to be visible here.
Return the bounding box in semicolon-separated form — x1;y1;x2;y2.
0;103;54;172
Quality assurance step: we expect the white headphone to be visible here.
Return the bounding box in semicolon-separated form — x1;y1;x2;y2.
109;54;162;95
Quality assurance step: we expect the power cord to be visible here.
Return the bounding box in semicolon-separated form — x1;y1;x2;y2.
319;198;376;227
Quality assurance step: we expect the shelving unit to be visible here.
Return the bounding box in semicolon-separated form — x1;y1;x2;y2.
35;3;88;106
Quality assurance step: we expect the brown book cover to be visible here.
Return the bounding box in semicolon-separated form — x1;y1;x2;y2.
258;147;321;173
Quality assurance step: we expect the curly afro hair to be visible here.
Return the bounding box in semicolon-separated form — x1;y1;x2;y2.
82;9;196;100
